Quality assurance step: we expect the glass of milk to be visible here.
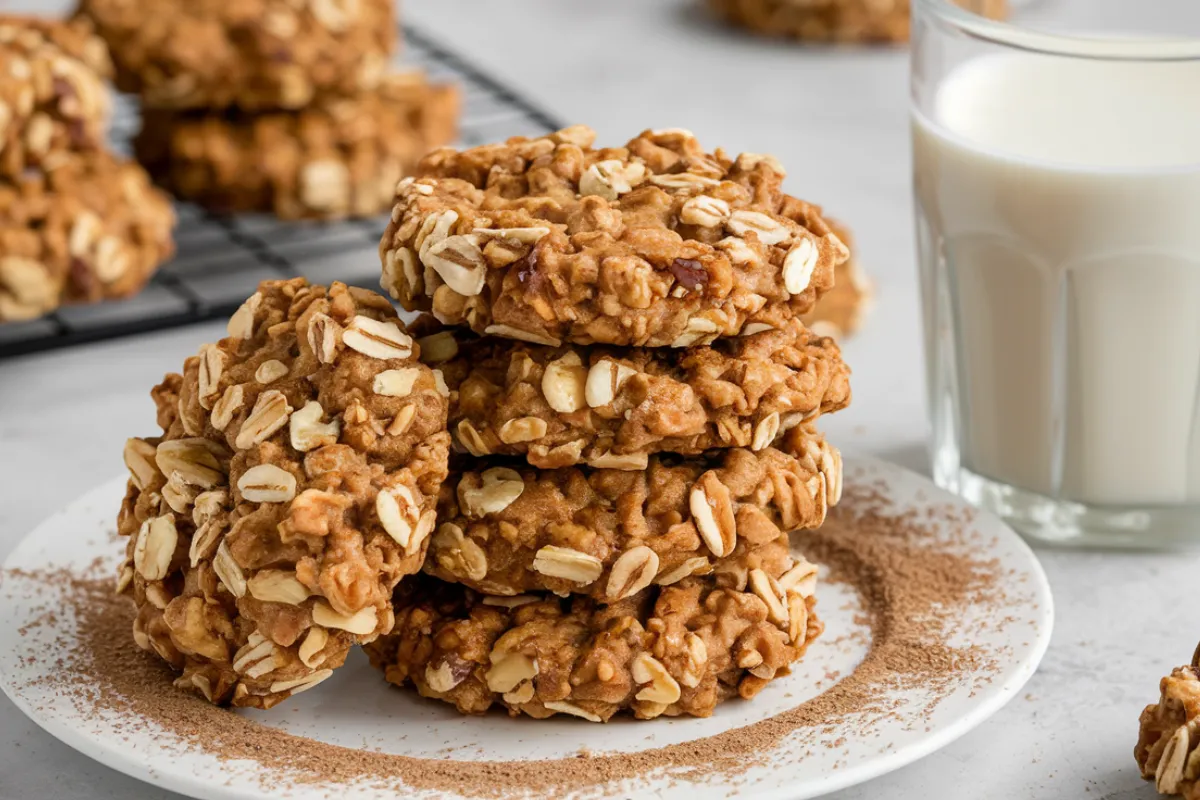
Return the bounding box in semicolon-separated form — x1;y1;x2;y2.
912;0;1200;547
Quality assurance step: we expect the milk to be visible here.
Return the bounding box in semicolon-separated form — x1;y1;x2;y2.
913;53;1200;506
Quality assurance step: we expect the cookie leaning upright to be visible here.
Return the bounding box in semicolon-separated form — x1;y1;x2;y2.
116;279;451;709
74;0;396;110
0;16;113;176
380;126;849;347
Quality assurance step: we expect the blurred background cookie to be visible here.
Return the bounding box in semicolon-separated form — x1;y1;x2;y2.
74;0;397;111
707;0;1007;44
135;73;460;220
0;15;112;176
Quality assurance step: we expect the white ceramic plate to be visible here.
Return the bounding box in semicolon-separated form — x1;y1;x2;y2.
0;455;1052;800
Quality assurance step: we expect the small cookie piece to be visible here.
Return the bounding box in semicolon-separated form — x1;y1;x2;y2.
366;568;823;722
75;0;396;110
0;15;113;176
0;152;174;322
426;428;839;600
380;125;848;347
135;73;461;220
800;221;872;339
707;0;1007;44
1136;663;1200;797
421;317;850;467
116;279;452;709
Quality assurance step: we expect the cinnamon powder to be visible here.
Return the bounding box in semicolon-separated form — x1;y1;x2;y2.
4;483;1025;798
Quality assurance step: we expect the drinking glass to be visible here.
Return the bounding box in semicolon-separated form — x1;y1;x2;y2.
912;0;1200;546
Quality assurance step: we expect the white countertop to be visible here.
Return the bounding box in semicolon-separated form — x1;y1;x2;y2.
0;2;1189;799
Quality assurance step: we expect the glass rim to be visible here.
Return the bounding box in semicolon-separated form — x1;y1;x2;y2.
915;0;1200;60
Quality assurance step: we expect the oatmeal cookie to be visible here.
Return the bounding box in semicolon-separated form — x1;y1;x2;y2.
417;317;849;468
1136;662;1200;797
366;567;823;721
0;151;174;322
380;125;848;347
135;73;461;220
426;427;839;600
800;221;872;339
74;0;395;110
707;0;1007;44
116;279;452;709
0;15;113;176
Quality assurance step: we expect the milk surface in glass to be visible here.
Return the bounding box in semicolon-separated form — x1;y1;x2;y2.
914;53;1200;507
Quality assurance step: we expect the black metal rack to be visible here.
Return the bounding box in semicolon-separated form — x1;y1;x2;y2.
0;26;562;358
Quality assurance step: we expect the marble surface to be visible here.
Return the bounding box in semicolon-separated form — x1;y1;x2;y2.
0;2;1189;799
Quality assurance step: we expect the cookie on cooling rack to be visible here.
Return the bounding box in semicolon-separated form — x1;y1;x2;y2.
0;15;113;176
0;151;174;322
75;0;396;110
135;73;461;220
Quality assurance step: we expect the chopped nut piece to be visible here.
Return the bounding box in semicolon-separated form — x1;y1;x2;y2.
288;400;341;451
376;483;421;549
486;652;539;693
498;416;548;444
585;359;638;408
255;359;288;384
373;367;423;397
541;352;588;413
632;653;682;705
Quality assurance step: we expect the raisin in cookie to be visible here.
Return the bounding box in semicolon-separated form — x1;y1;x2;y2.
416;317;849;468
0;151;174;322
366;566;822;722
426;427;840;600
75;0;395;110
380;125;848;347
135;73;460;220
0;15;112;176
116;279;451;708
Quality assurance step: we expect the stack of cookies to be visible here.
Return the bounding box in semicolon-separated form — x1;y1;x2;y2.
113;126;853;723
75;0;460;221
0;15;175;322
367;125;852;721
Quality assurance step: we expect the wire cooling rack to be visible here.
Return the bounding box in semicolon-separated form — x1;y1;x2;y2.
0;27;562;358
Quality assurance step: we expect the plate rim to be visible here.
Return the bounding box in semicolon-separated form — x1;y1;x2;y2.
0;454;1055;800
